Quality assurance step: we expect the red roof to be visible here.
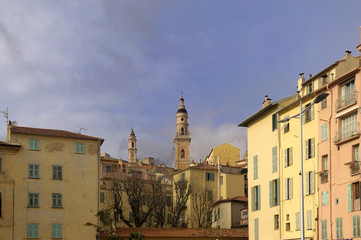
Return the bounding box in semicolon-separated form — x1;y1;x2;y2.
110;228;248;238
11;126;104;143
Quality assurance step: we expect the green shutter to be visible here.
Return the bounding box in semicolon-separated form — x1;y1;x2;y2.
269;181;273;207
100;192;105;203
284;149;287;167
211;173;215;181
348;183;352;212
289;148;293;166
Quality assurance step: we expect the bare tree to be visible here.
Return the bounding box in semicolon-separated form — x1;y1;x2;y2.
191;190;214;228
169;179;192;228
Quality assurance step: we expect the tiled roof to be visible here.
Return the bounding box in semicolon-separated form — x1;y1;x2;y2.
0;141;21;147
213;196;248;205
11;126;104;143
111;228;248;238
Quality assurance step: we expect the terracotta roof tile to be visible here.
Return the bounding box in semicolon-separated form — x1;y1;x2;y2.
11;126;104;143
111;228;248;238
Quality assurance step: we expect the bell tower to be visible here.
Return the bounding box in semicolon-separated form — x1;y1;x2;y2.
128;129;138;165
174;95;191;170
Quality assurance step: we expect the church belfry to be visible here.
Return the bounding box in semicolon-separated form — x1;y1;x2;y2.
174;96;191;170
128;129;138;165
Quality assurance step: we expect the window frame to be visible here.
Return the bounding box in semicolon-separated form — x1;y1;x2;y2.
76;142;85;154
52;165;62;180
29;138;39;151
51;223;62;239
28;164;39;179
52;193;62;208
28;193;39;207
27;223;39;238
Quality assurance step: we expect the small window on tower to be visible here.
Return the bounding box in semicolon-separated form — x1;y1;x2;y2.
181;128;184;135
181;118;184;121
132;142;134;148
181;149;185;158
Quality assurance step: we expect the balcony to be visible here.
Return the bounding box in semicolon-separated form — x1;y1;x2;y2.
336;91;358;111
320;170;328;183
351;161;361;175
334;123;360;143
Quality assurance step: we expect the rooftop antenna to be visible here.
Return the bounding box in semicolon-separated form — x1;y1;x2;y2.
1;107;8;123
181;91;184;98
75;125;87;134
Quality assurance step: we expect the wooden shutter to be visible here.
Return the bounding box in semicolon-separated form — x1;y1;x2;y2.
306;172;310;195
257;185;261;210
311;138;315;158
272;146;277;173
269;181;273;207
289;148;293;166
285;178;288;200
276;179;279;205
311;171;315;194
284;149;287;167
311;104;314;120
296;212;300;231
289;177;293;199
254;156;258;179
251;187;255;211
255;218;259;240
307;210;312;230
305;140;309;160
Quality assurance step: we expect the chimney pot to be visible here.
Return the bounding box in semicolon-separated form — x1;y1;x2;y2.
346;50;352;54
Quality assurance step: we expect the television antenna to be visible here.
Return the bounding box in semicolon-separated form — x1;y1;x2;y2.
0;107;8;123
75;125;87;134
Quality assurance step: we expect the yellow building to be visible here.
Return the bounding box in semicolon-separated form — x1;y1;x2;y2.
1;121;103;240
204;143;241;166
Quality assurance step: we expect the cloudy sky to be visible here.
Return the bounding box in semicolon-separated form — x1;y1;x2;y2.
0;1;360;166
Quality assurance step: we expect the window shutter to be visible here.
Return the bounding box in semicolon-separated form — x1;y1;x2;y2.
296;212;300;231
276;179;279;205
285;178;288;200
255;218;259;240
284;149;287;167
289;148;293;166
269;181;273;207
347;183;352;212
272;146;277;173
311;138;315;158
254;156;258;179
305;140;309;160
251;187;254;211
311;171;315;194
290;177;293;199
307;210;312;230
311;104;314;120
306;173;310;195
28;224;33;238
257;185;261;210
353;215;357;237
52;224;57;238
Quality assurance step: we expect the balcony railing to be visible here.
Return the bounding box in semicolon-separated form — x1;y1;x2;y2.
350;161;361;175
320;170;329;183
336;91;358;111
334;123;360;143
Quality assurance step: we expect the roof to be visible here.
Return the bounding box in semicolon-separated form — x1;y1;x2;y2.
111;228;248;238
11;126;104;143
0;141;21;148
173;164;218;175
213;196;248;206
177;108;188;114
238;94;296;127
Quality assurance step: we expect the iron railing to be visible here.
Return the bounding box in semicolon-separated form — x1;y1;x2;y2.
334;123;359;143
335;91;358;111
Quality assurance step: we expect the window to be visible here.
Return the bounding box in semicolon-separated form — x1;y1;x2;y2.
306;210;312;230
340;78;356;108
165;196;172;206
284;147;293;167
321;124;328;141
295;212;300;231
28;193;39;207
321;220;327;240
255;218;259;240
207;190;213;201
307;83;313;94
181;149;185;158
27;223;39;238
220;176;223;185
76;142;84;154
322;155;328;172
180;172;186;180
336;218;343;239
100;192;105;203
0;157;2;172
181;127;184;135
214;208;220;221
0;193;2;217
274;215;279;230
52;193;62;208
321;155;329;183
52;166;62;180
303;104;314;123
206;172;215;181
322;191;328;205
269;179;279;207
51;223;62;238
253;155;258;179
305;138;315;160
29;139;39;150
321;97;327;110
340;112;358;141
305;171;315;195
272;114;277;131
353;215;361;237
29;164;39;178
106;165;111;173
352;144;360;175
348;182;361;212
272;146;277;173
251;185;261;211
284;177;293;200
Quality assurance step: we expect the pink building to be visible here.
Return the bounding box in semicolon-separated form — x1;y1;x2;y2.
317;46;361;239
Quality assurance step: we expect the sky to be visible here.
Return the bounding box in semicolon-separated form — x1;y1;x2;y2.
0;0;361;167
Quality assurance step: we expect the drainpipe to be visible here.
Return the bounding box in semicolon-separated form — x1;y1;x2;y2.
218;156;221;200
326;85;333;240
278;103;282;240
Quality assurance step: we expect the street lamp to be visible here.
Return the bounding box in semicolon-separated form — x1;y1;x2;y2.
279;92;328;240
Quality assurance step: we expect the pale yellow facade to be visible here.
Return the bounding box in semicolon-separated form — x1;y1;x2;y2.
0;124;103;240
205;143;240;166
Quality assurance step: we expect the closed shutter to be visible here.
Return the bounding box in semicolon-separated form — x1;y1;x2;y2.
311;171;315;194
306;172;310;195
285;178;288;200
295;212;300;231
306;210;312;230
276;179;279;205
305;140;309;160
251;187;254;211
311;104;314;120
255;218;259;240
257;185;261;210
289;148;293;166
254;156;258;179
269;181;273;207
272;146;277;173
311;138;315;158
284;149;287;167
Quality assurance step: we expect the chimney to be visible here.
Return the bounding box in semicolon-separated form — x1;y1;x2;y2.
7;120;12;142
297;73;305;92
262;95;271;108
343;50;353;60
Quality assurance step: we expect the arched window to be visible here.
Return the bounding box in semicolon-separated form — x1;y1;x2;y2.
181;149;185;158
181;127;184;135
132;142;134;148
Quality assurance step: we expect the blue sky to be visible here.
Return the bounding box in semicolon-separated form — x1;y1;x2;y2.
0;1;360;166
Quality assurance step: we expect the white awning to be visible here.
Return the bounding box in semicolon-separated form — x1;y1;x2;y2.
335;105;359;119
